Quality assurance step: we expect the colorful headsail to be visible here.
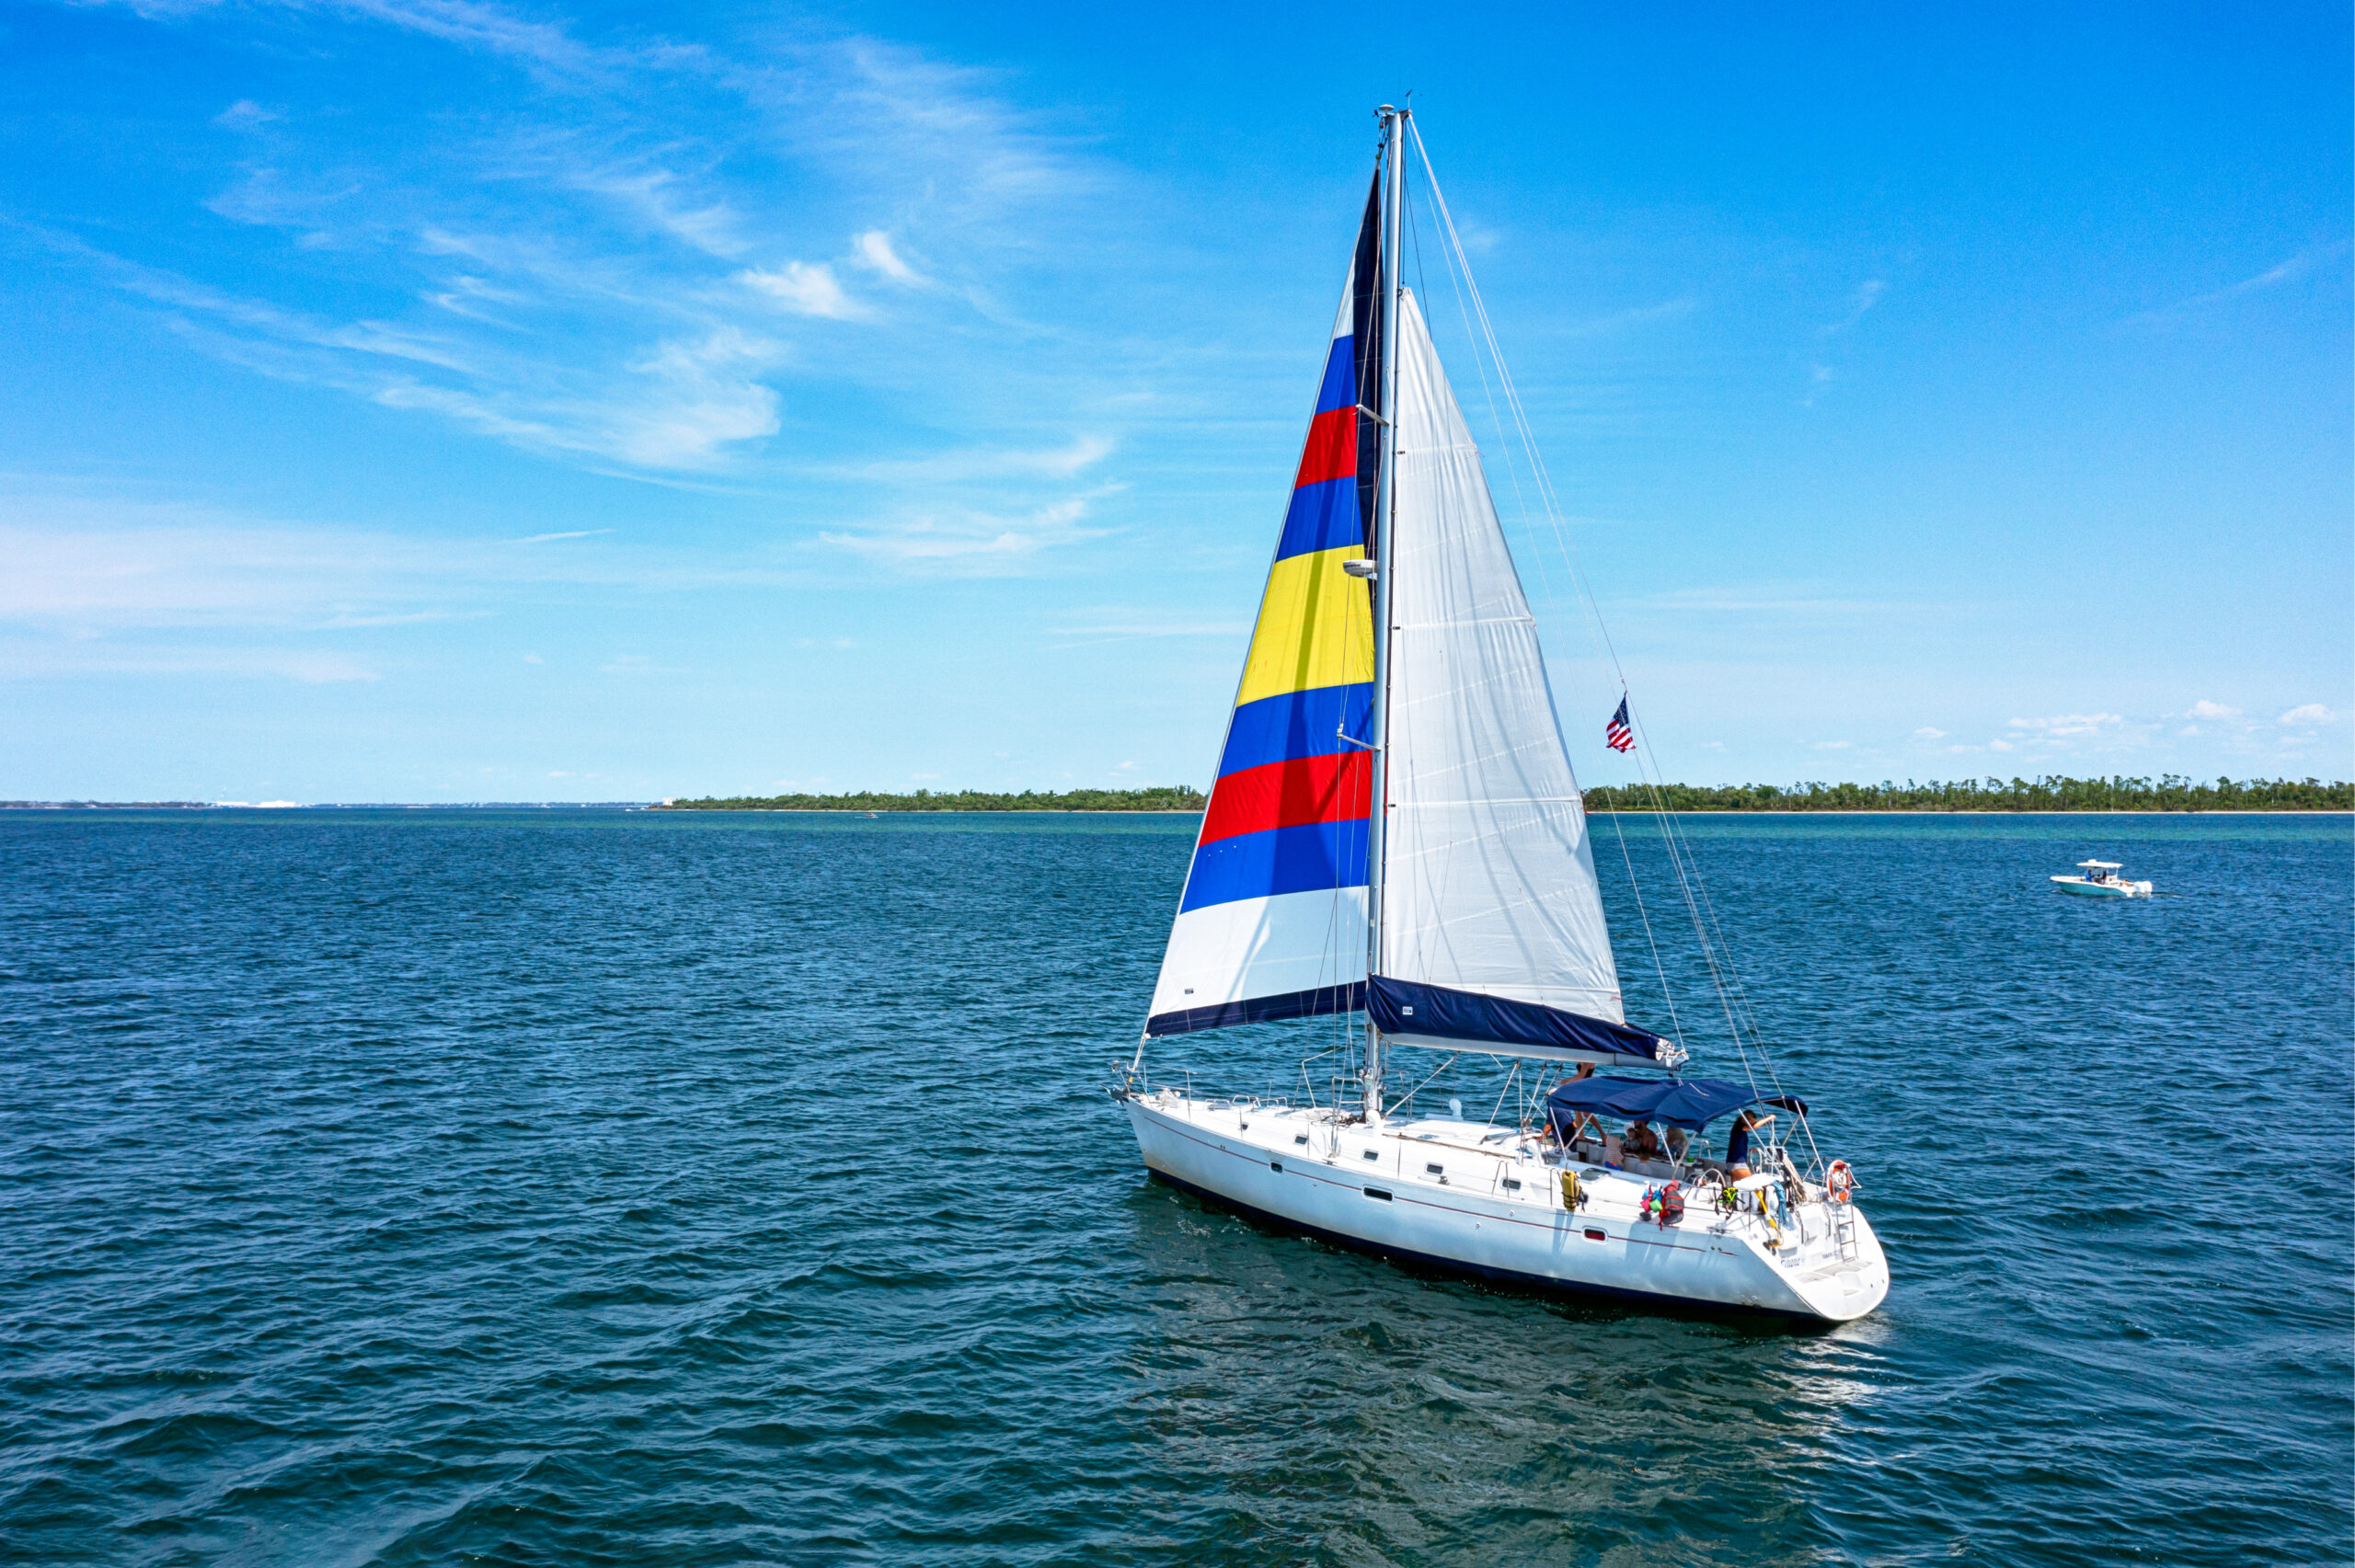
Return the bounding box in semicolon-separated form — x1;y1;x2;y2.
1144;180;1386;1037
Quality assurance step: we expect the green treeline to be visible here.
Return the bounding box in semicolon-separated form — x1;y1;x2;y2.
663;775;2349;814
1579;774;2352;812
661;786;1209;813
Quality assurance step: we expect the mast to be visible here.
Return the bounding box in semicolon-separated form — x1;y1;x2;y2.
1361;104;1407;1122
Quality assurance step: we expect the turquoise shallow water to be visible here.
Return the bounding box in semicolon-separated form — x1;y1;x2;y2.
2;809;2349;1565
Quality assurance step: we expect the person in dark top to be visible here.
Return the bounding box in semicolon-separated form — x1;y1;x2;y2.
1725;1107;1774;1178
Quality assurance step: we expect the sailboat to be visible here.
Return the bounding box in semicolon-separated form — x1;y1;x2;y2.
1113;108;1890;1322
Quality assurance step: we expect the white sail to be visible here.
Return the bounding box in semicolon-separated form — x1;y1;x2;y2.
1375;289;1624;1031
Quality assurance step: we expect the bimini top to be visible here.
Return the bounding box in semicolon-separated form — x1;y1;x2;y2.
2077;860;2122;869
1544;1076;1809;1132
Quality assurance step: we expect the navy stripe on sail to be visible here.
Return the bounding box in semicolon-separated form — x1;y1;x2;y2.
1367;975;1671;1063
1179;818;1369;912
1216;683;1374;779
1145;979;1365;1037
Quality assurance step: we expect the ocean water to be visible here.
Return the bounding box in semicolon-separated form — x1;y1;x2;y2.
1;808;2348;1567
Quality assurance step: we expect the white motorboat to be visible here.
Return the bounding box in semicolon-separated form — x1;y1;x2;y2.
1112;108;1890;1323
2051;859;2153;898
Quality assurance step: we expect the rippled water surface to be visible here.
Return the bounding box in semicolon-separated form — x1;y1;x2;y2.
2;809;2349;1566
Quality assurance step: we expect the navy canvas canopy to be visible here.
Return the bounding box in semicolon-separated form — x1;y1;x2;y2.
1544;1076;1809;1133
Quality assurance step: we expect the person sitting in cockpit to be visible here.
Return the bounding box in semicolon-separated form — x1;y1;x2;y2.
1622;1121;1664;1161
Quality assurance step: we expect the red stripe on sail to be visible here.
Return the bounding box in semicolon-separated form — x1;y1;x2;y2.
1293;406;1357;490
1198;750;1372;847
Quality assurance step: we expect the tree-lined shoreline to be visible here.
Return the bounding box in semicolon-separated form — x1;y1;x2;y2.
1579;775;2351;812
661;775;2351;814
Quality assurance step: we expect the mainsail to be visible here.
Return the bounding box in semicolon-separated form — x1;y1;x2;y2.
1365;289;1668;1064
1145;171;1673;1069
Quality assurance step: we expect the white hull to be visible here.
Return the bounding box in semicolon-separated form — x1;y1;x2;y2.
1119;1089;1889;1322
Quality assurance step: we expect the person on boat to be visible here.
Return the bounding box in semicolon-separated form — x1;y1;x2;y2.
1623;1121;1664;1161
1725;1107;1774;1179
1556;1063;1600;1146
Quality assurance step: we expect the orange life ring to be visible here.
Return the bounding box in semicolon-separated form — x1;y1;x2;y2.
1826;1160;1855;1203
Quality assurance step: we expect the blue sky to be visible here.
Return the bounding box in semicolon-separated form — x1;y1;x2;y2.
3;1;2347;802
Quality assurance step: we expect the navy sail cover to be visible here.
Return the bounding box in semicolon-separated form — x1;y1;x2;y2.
1367;975;1673;1064
1545;1076;1809;1133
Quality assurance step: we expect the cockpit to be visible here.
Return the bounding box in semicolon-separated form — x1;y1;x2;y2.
1541;1074;1814;1187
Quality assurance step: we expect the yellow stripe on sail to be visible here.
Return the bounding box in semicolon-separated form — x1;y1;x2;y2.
1235;544;1373;706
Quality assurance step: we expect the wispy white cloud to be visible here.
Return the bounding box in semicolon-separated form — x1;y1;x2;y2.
564;162;750;258
0;644;382;683
61;0;1102;476
2008;713;2125;738
1043;612;1245;650
1559;297;1696;337
317;0;614;81
2124;240;2352;326
2279;703;2334;727
849;435;1114;484
1912;727;1947;739
1051;620;1243;638
2186;699;2240;720
738;261;858;318
856;230;923;283
606;327;783;465
600;652;689;675
1824;278;1885;333
214;98;278;130
0;481;824;656
1627;584;1913;617
821;495;1110;576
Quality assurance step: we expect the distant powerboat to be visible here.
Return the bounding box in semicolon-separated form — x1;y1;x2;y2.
2051;860;2152;898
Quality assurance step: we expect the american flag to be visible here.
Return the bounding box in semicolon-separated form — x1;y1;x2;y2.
1605;697;1635;753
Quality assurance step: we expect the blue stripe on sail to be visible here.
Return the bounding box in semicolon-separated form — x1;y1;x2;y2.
1179;818;1370;912
1315;334;1357;414
1146;979;1365;1037
1273;475;1361;562
1216;683;1373;779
